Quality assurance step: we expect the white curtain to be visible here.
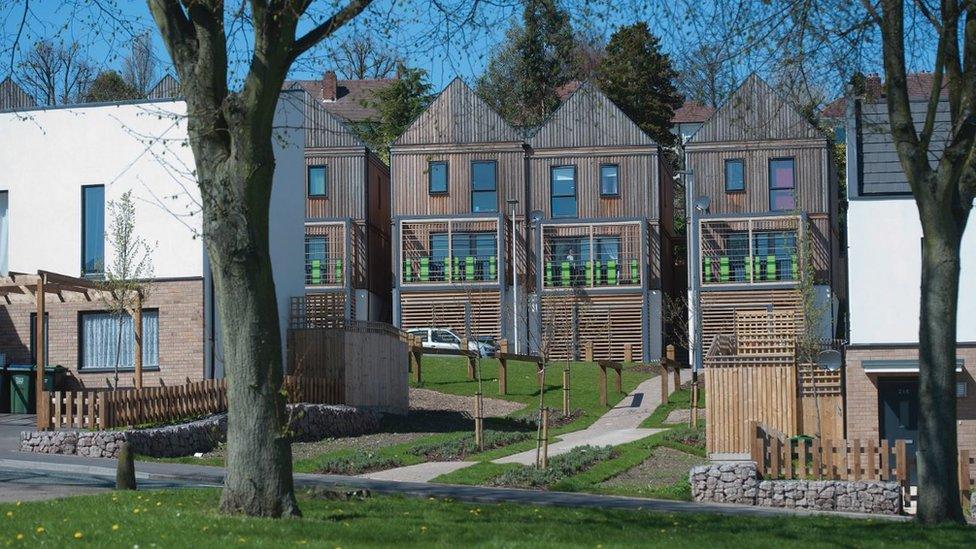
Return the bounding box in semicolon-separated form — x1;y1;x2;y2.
81;311;158;369
0;191;8;276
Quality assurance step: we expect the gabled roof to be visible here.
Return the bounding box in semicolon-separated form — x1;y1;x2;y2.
287;76;396;123
147;74;180;100
394;78;521;146
671;101;715;124
290;88;366;149
0;77;36;110
821;72;948;120
688;74;822;143
528;81;655;149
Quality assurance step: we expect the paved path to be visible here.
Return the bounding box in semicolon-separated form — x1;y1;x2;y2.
0;452;908;521
359;369;693;480
496;371;690;465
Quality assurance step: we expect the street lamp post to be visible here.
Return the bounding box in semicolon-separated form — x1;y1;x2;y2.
507;199;519;354
680;170;708;373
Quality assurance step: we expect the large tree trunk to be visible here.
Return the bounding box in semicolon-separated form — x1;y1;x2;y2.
916;216;964;524
202;142;299;518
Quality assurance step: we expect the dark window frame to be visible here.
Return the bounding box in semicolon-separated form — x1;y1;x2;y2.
724;158;746;193
77;308;161;372
768;157;797;212
307;164;328;198
428;161;449;195
599;163;620;197
470;160;498;213
81;184;105;278
550;165;578;219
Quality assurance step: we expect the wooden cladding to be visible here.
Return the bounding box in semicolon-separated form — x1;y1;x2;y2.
689;75;823;143
400;289;501;338
540;291;644;362
686;145;829;215
395;79;521;146
300;90;365;149
700;288;802;352
305;154;367;219
391;150;525;217
528;83;656;149
528;153;658;220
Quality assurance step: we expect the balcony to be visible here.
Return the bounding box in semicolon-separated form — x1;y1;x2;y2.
540;221;642;289
399;217;501;286
699;215;803;286
305;221;346;287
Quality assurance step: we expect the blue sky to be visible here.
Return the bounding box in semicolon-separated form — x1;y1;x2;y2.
2;1;928;99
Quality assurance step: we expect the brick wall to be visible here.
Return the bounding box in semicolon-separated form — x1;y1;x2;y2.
845;345;976;453
0;278;205;388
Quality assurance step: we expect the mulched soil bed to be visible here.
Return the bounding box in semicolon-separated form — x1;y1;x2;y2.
600;446;707;490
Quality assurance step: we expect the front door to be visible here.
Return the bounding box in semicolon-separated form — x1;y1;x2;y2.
878;378;918;482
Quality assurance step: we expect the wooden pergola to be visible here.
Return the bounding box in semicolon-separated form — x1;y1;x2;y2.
0;270;146;417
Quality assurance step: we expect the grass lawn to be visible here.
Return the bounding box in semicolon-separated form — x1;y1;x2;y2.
1;488;972;547
412;356;653;433
640;386;704;429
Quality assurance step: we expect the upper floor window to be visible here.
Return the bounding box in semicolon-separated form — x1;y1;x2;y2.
769;158;796;211
551;166;577;218
600;164;619;197
725;159;745;192
81;185;104;277
470;161;497;213
428;161;448;195
307;165;327;197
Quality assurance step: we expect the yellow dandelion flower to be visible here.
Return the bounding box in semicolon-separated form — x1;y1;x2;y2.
73;532;83;539
156;502;162;506
420;526;428;533
15;533;24;540
133;508;140;514
15;502;21;507
5;511;12;517
35;526;45;534
112;524;120;531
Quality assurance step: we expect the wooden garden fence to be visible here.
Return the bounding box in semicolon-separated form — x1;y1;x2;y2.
38;375;335;431
748;422;913;490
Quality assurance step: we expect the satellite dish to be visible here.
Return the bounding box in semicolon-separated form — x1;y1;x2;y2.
817;349;842;372
693;196;711;212
529;210;545;223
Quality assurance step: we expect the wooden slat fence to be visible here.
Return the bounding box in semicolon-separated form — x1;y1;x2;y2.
748;422;912;490
40;375;336;431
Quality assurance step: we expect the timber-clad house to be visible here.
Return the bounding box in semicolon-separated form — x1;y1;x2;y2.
390;79;681;361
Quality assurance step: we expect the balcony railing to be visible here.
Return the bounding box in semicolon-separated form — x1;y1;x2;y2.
305;221;346;287
399;217;501;285
540;221;642;289
699;215;802;286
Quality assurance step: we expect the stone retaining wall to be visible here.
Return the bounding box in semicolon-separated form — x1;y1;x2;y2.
21;404;381;459
690;462;903;515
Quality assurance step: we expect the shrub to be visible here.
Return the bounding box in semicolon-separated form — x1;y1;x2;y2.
662;425;705;450
410;430;531;461
314;452;403;475
494;445;615;488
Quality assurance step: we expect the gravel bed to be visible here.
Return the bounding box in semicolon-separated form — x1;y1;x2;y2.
409;388;525;417
601;446;706;489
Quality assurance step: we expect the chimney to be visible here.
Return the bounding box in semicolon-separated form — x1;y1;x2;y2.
321;70;337;102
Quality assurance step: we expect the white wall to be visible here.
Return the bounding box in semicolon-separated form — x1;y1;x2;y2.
0;101;203;278
848;198;976;344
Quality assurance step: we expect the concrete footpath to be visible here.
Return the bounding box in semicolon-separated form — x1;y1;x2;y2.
0;451;908;521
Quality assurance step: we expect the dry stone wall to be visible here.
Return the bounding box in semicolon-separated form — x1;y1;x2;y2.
690;462;903;515
22;404;380;458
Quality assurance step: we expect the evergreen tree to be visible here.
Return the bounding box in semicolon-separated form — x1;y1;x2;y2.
595;23;682;146
85;70;141;103
356;65;433;163
475;0;578;128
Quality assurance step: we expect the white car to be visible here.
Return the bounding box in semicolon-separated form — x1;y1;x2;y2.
406;328;493;357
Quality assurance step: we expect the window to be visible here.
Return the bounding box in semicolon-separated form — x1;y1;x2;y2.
305;236;327;284
470;161;497;212
725;159;745;192
81;185;105;277
600;164;619;197
428;161;448;194
551;166;577;218
29;312;48;365
451;231;497;281
432;330;460;344
408;329;429;343
769;158;796;211
307;165;327;197
79;310;159;370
